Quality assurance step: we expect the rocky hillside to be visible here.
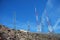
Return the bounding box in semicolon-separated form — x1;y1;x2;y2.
0;24;60;40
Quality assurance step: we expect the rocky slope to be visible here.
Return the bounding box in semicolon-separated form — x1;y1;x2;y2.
0;24;60;40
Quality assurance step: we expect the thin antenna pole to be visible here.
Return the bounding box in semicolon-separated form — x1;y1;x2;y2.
35;8;38;22
13;12;16;30
35;8;40;33
27;22;30;40
28;23;30;32
46;13;53;33
13;12;16;38
40;17;42;33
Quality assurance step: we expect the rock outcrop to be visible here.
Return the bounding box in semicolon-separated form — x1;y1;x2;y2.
0;24;60;40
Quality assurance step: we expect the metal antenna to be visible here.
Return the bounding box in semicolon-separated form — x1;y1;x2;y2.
40;17;43;33
46;13;53;33
27;21;30;40
35;8;40;33
28;22;30;32
13;12;16;38
13;12;16;30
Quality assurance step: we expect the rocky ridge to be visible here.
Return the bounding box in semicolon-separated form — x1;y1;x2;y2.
0;24;60;40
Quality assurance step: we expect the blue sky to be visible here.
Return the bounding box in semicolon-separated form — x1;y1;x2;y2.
0;0;60;33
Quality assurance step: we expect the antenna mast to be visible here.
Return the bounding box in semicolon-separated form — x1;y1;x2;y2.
27;22;30;40
13;12;16;38
13;12;16;30
35;8;40;33
46;13;53;33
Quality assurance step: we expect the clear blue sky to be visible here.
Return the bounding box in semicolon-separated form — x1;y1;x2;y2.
0;0;60;33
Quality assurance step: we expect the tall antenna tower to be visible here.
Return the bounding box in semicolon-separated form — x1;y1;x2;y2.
13;12;16;30
46;13;53;33
27;23;30;32
27;22;30;40
13;12;16;38
40;17;43;33
35;8;40;33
